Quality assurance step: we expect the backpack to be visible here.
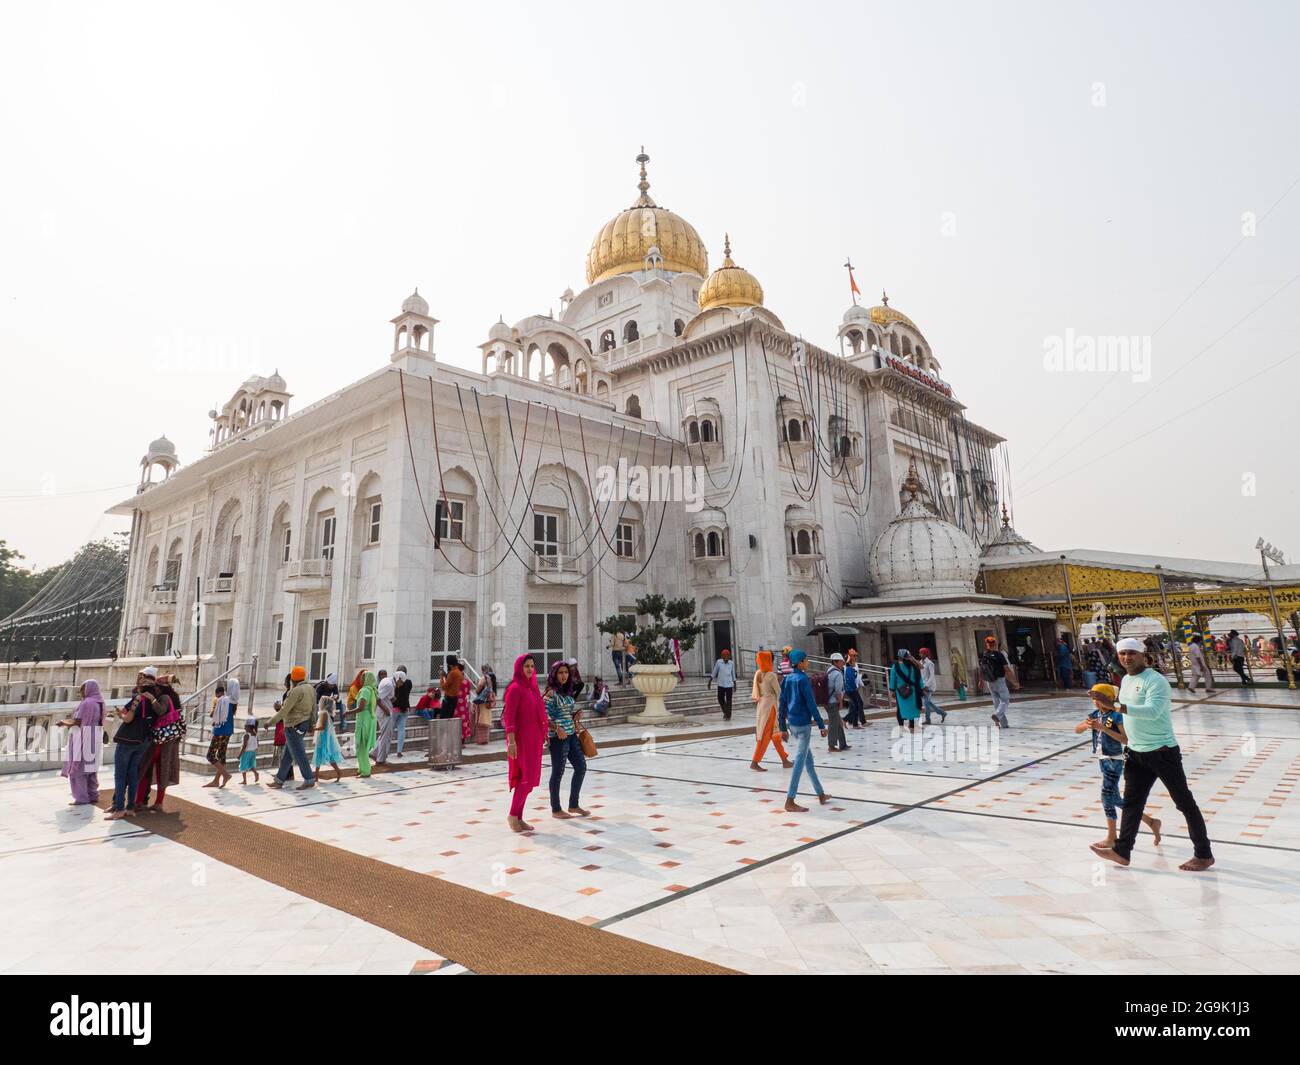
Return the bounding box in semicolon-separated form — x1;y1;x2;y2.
980;650;1006;683
809;671;829;706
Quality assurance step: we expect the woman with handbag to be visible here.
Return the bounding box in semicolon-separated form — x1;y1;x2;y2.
135;673;184;812
544;661;589;819
503;654;547;834
889;650;923;733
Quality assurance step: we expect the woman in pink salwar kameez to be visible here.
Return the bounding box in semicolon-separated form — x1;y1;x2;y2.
502;653;547;834
59;679;105;806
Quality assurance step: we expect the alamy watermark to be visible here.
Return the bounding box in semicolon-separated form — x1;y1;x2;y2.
594;459;705;512
1043;329;1151;382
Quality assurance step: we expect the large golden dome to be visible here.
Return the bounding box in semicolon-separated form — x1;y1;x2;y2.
698;234;764;311
585;150;709;285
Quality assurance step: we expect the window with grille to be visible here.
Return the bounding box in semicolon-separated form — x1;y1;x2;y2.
430;606;465;677
527;611;565;674
435;499;465;542
367;500;382;545
282;526;292;564
162;558;181;589
361;608;377;661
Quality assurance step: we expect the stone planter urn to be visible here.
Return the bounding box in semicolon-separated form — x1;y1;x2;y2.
629;663;681;724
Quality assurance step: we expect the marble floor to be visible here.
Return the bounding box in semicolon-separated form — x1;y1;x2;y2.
3;693;1297;974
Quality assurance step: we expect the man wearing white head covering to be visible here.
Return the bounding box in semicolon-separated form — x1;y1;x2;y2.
372;671;396;766
1089;637;1215;872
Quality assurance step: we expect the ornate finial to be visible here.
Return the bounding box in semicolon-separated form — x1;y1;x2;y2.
901;459;923;501
1001;502;1011;528
413;287;419;296
881;289;890;307
722;232;734;266
634;147;654;206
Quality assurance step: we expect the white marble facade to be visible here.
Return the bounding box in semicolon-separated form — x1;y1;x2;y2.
111;155;1009;692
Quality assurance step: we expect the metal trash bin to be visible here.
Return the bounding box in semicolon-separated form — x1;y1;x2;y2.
428;716;462;769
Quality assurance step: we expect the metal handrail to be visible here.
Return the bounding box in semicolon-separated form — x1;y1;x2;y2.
183;656;259;741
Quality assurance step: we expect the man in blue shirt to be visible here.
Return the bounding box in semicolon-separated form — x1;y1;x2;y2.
778;649;829;812
1054;637;1075;690
708;649;736;721
1090;638;1214;872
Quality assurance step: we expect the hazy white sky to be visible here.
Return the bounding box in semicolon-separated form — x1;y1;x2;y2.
2;0;1297;572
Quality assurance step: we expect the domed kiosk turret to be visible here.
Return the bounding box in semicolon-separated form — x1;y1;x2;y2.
868;462;981;598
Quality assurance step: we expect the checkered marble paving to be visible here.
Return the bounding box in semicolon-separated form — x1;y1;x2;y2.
4;694;1298;974
0;774;452;976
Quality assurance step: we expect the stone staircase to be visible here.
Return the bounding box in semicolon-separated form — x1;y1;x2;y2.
179;674;733;773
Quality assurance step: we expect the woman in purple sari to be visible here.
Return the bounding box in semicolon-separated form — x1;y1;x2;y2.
58;679;105;806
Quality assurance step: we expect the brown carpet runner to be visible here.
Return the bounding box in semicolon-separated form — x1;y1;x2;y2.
98;791;736;976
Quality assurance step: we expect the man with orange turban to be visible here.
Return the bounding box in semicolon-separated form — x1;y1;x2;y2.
264;665;317;790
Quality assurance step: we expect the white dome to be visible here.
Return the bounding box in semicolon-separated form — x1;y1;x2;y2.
488;317;512;342
842;304;871;325
982;507;1038;559
147;435;176;457
402;288;429;316
869;473;981;598
266;370;287;392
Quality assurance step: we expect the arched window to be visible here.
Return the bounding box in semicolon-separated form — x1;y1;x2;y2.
700;419;715;443
688;421;700;443
866;329;878;349
600;330;616;352
796;529;812;555
889;334;900;356
693;532;706;558
626;394;642;418
706;531;722;557
623;320;639;343
902;336;913;357
847;329;863;354
787;419;802;442
584;339;593;354
674;318;685;337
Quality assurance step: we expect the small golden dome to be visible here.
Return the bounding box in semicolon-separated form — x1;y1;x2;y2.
698;234;764;312
868;290;920;333
585;149;709;285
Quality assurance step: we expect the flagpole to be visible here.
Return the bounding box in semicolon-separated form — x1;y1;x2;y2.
844;258;860;306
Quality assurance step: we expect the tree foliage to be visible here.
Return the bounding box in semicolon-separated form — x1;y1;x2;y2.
598;595;706;666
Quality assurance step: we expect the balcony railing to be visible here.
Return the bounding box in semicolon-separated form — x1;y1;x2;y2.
204;575;235;598
529;551;584;584
283;557;333;593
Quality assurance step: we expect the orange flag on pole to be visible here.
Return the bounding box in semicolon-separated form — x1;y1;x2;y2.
844;258;861;303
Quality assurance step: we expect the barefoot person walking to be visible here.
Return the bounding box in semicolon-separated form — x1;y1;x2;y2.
1090;638;1215;872
503;653;547;834
778;649;830;812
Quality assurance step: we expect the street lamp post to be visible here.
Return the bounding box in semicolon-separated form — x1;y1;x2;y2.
1257;538;1296;691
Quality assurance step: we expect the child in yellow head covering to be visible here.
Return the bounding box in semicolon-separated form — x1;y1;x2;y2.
1074;683;1162;850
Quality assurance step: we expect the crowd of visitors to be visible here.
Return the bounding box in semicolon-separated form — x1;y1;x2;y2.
55;627;1235;874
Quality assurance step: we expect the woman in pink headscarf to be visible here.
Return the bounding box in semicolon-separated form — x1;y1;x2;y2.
502;653;547;834
58;679;105;805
